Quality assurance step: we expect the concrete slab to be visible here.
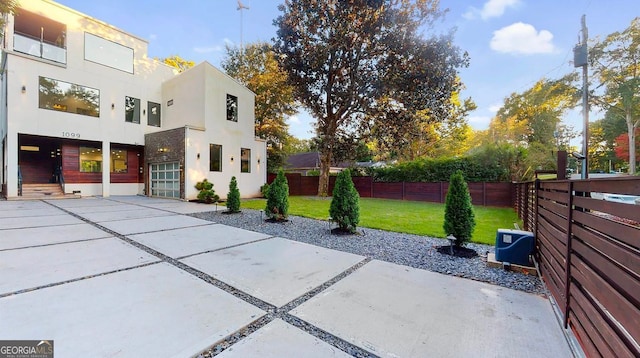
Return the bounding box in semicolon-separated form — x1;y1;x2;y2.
0;223;111;250
182;238;364;307
291;260;572;358
218;319;351;358
0;263;265;357
0;214;83;230
130;224;271;258
45;197;121;208
79;208;174;222
141;201;220;214
106;196;181;205
0;238;158;295
62;203;143;214
98;215;212;235
0;201;51;211
0;207;65;218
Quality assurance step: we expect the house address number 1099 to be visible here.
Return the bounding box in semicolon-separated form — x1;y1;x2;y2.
62;132;80;138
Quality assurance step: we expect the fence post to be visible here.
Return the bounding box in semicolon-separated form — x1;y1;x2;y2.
402;181;405;200
523;183;530;231
483;182;487;206
563;181;574;328
370;176;374;198
440;182;444;203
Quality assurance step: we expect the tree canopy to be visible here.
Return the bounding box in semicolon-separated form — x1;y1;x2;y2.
274;0;468;196
590;17;640;174
161;55;195;73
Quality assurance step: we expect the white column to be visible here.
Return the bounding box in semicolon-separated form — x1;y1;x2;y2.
102;141;110;197
6;131;18;197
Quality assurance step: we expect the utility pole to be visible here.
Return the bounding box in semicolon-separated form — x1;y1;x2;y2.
574;15;589;179
237;0;250;53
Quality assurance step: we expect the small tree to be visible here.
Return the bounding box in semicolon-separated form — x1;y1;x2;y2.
226;176;241;213
195;179;219;204
265;169;289;221
329;169;360;234
443;170;475;247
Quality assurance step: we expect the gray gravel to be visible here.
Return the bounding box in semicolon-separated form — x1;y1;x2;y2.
190;209;545;296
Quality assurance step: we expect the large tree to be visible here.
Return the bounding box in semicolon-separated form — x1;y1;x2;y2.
274;0;468;196
222;42;296;172
0;0;18;28
161;55;195;73
590;17;640;174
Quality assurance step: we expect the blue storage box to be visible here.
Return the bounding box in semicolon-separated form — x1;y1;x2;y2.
495;229;534;266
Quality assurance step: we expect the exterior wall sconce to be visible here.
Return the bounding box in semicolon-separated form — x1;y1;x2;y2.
111;103;115;110
230;156;234;162
197;153;200;159
158;147;168;153
21;85;26;93
143;109;146;115
257;158;261;164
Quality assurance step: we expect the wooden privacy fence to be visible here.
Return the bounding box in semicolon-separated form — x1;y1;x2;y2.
515;177;640;357
267;173;514;207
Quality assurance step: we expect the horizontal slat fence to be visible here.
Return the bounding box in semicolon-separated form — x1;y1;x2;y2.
267;173;514;207
515;177;640;357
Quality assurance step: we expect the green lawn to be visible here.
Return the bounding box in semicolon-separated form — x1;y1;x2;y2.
240;196;520;245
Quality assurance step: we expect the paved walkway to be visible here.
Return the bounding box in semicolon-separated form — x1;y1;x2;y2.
0;196;573;357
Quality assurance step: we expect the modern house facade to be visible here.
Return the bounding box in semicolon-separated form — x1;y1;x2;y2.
0;0;266;200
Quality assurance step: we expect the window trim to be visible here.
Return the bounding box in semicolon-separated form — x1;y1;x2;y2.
147;101;161;127
125;96;140;124
241;148;251;173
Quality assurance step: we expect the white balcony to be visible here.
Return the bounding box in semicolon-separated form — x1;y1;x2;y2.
14;32;66;64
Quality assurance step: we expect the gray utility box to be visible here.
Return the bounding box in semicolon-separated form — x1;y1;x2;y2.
495;229;534;266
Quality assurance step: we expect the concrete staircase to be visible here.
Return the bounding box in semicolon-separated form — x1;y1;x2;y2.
16;183;78;200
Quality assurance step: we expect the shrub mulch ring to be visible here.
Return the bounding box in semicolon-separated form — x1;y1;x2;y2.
436;245;479;258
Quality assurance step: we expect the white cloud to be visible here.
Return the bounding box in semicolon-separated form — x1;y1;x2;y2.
490;22;556;55
488;103;502;113
463;0;520;20
468;115;492;129
287;115;300;124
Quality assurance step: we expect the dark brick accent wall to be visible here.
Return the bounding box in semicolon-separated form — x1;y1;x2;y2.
145;127;186;198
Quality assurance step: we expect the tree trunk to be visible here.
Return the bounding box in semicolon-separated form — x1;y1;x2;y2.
318;149;332;197
627;113;636;174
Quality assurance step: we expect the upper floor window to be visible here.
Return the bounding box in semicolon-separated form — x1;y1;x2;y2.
241;148;251;173
13;8;67;64
226;94;238;122
210;144;222;172
148;102;161;127
39;77;100;117
84;33;134;73
125;96;140;124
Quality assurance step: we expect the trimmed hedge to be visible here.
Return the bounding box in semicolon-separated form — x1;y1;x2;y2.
371;156;509;182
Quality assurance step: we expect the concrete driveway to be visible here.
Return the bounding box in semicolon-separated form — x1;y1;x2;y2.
0;196;573;357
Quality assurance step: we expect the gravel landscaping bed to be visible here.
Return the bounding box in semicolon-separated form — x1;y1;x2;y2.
191;209;545;296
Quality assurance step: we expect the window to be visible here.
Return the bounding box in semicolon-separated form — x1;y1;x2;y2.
39;77;100;117
111;149;128;173
210;144;222;172
241;148;251;173
84;33;134;73
79;146;102;172
148;102;161;127
125;97;140;124
226;94;238;122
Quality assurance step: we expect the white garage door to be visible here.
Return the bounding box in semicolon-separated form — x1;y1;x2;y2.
150;162;180;198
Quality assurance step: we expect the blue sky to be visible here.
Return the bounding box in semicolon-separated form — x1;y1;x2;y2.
57;0;640;140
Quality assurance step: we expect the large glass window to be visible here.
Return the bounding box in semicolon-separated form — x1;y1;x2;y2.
226;94;238;122
79;147;102;172
210;144;222;172
39;77;100;117
84;33;134;73
125;96;140;124
111;149;128;173
241;148;251;173
148;102;161;127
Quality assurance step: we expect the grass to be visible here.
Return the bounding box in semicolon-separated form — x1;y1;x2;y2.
240;196;521;245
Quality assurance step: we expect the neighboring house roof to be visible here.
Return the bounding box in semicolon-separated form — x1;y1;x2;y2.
285;152;352;170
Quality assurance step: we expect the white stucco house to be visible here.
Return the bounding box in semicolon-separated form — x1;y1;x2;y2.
0;0;266;200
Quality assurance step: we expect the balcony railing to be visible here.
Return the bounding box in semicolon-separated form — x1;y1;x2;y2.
13;32;66;64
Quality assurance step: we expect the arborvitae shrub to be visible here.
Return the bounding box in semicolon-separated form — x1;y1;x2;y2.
329;169;360;233
226;176;241;213
443;170;475;246
265;169;289;220
195;179;219;204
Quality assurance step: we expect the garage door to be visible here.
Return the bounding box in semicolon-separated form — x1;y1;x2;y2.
150;162;180;198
